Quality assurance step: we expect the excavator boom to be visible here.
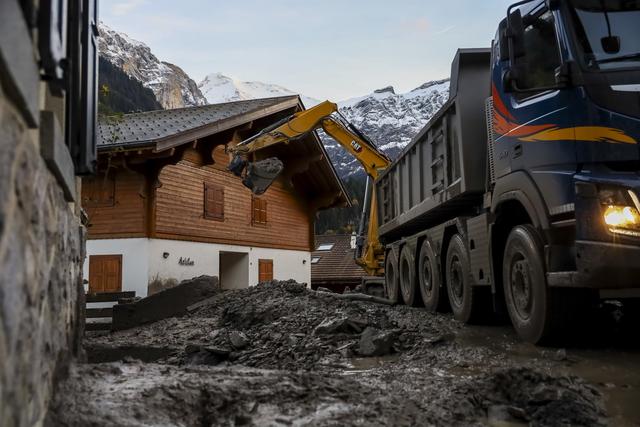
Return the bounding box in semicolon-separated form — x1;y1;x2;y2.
228;100;391;276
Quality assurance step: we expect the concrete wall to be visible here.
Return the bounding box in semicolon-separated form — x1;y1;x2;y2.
220;252;249;289
85;238;312;297
0;58;83;427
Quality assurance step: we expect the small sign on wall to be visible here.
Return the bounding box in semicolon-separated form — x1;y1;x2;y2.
178;257;195;266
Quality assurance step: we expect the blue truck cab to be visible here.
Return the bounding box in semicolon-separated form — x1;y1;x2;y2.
377;0;640;344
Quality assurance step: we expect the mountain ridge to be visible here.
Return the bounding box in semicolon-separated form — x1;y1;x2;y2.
98;23;450;177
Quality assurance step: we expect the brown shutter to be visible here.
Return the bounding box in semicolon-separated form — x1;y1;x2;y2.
88;255;122;293
252;197;267;225
258;259;273;282
204;183;224;220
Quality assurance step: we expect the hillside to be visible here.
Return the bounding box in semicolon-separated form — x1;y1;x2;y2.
98;57;162;115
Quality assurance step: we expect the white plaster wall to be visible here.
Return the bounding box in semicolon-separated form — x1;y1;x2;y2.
84;238;311;297
148;239;219;285
84;238;149;298
148;239;310;287
248;247;311;286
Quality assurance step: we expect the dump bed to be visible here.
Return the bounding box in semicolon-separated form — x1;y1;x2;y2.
376;48;491;241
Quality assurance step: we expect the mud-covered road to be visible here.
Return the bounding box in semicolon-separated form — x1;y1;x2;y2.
47;280;640;426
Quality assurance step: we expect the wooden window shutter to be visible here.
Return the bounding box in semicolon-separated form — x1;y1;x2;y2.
67;0;99;174
204;183;224;220
252;197;267;225
258;259;273;282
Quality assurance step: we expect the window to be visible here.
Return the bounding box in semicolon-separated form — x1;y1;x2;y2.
570;1;640;71
252;196;267;225
311;257;321;264
83;174;115;207
514;9;562;97
316;243;334;251
204;183;224;220
258;259;273;282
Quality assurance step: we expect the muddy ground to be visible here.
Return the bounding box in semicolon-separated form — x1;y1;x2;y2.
47;280;640;426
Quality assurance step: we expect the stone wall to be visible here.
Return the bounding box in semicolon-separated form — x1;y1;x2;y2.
0;83;85;425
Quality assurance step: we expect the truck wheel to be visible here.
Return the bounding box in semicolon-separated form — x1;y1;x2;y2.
399;245;421;306
385;251;400;304
446;234;483;323
503;224;562;344
418;239;446;312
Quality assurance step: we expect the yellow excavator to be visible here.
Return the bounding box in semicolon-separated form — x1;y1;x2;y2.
227;100;390;277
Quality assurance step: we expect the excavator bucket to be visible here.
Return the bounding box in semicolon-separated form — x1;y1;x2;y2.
241;157;284;195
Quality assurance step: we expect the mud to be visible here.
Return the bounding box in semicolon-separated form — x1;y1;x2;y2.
47;280;640;426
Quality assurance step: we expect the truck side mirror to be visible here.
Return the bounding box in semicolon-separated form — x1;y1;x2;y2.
502;68;521;93
601;36;621;54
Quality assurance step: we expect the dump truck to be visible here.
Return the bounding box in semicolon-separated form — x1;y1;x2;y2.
377;0;640;343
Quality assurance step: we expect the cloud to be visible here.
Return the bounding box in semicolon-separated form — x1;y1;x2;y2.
404;17;430;33
434;25;456;35
111;0;147;16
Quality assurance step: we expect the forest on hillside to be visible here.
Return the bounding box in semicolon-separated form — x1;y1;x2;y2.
98;57;162;115
315;174;367;235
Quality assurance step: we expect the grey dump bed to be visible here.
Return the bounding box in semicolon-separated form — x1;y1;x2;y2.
376;48;491;241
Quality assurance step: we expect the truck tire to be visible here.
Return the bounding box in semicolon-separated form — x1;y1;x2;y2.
399;245;421;306
502;224;572;344
418;239;446;312
385;251;400;304
445;234;484;323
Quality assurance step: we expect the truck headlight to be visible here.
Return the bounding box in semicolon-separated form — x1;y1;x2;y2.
600;188;640;237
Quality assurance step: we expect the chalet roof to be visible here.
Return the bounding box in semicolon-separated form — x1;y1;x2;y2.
96;96;350;209
98;96;300;149
311;234;366;284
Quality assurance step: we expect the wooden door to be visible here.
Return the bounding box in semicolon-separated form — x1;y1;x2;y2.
88;255;122;293
258;259;273;283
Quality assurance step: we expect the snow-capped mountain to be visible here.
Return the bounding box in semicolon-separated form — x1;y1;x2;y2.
326;80;449;177
98;23;206;109
98;24;449;177
197;73;449;177
198;73;320;109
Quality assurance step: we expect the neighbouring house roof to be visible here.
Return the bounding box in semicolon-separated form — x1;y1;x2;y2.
97;96;350;209
311;234;366;286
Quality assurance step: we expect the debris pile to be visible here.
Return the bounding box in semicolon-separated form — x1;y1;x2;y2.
89;280;453;370
72;280;610;426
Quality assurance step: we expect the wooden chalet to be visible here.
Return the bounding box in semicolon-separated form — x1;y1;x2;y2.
82;96;349;296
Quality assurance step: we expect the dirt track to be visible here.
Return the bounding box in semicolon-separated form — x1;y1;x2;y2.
46;280;640;426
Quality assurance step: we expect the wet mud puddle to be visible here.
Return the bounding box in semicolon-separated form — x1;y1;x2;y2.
456;325;640;426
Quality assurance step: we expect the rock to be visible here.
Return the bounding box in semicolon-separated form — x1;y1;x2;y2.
487;404;529;425
553;348;568;361
313;317;368;335
317;287;332;293
229;331;249;349
358;327;397;357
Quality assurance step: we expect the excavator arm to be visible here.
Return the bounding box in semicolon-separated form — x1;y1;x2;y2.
228;100;390;276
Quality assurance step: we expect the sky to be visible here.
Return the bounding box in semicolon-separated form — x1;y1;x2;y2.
100;0;514;101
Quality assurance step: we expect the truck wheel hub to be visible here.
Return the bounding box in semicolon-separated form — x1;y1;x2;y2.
511;258;532;318
449;257;464;305
422;262;432;292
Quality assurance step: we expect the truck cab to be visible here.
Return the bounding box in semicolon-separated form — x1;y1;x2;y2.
490;0;640;341
376;0;640;345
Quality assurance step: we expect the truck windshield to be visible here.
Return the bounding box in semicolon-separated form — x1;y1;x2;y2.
570;0;640;70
